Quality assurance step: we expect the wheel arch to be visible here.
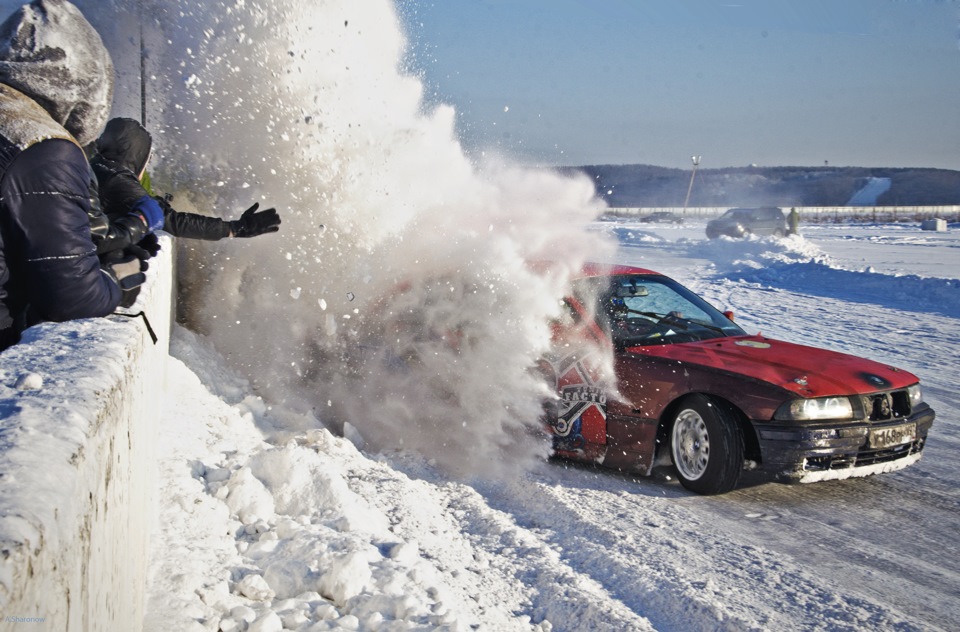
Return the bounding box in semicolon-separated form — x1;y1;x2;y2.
655;392;762;465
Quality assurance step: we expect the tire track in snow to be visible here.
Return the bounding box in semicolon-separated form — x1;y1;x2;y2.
472;467;928;632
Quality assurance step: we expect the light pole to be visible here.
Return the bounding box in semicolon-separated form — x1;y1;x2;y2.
683;155;701;212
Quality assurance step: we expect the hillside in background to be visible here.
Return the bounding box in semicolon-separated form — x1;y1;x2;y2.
568;164;960;208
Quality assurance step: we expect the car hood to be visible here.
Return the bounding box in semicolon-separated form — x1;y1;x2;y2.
627;335;919;397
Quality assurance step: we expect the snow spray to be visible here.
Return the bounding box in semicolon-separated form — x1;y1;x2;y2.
94;0;615;477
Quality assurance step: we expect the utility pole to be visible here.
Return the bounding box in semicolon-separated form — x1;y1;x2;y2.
139;0;147;126
683;155;701;212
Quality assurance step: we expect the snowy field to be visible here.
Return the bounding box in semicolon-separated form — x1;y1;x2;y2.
148;220;960;632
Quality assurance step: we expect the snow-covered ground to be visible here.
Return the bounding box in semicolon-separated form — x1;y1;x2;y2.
147;221;960;632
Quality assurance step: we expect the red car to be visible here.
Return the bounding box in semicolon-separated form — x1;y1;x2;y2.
540;264;935;495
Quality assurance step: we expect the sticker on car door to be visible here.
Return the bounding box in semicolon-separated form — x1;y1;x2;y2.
548;349;608;450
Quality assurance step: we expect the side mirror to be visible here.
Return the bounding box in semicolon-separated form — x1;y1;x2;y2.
723;310;735;322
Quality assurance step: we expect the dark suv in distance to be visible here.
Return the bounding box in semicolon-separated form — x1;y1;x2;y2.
706;207;787;239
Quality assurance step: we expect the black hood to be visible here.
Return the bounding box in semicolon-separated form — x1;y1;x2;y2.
0;0;113;147
95;117;152;175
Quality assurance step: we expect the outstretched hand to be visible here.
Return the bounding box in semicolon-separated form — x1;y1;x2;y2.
230;203;281;238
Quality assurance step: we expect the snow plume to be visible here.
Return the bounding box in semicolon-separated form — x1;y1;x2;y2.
130;0;613;477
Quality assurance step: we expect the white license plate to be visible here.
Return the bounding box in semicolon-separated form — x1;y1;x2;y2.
869;423;916;449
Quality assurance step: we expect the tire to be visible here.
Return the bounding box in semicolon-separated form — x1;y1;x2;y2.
669;394;744;495
773;228;784;237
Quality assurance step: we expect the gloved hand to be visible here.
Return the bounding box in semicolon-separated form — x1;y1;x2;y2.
105;254;148;308
128;233;161;261
131;194;165;233
228;203;281;238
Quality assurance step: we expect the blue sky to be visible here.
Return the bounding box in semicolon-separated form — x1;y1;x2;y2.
397;0;960;169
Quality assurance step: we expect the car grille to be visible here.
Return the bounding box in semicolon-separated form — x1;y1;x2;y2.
803;387;921;472
861;389;912;421
804;438;925;472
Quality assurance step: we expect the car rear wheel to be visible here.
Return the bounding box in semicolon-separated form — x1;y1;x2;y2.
669;394;744;495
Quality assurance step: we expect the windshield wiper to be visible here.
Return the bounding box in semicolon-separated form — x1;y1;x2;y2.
627;309;728;336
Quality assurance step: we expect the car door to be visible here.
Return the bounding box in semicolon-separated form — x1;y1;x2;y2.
543;293;612;457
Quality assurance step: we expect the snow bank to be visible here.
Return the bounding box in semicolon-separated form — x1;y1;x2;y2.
0;237;172;632
147;332;562;631
690;233;960;318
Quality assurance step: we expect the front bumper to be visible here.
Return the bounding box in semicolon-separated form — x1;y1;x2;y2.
752;405;935;483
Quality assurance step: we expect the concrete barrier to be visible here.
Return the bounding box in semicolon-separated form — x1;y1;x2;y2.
0;238;172;632
604;205;960;222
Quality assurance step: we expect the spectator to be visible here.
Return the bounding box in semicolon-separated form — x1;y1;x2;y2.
91;117;281;257
788;207;800;236
0;0;142;352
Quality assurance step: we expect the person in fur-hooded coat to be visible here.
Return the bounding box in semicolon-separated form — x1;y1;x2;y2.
0;0;138;350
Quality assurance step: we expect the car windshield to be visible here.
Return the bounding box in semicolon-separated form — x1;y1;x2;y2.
724;209;752;219
573;274;746;346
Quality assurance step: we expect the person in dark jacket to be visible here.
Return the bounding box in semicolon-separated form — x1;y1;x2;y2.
0;0;142;352
91;117;281;256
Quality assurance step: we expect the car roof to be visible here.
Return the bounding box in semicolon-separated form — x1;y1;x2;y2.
578;263;661;278
526;260;661;279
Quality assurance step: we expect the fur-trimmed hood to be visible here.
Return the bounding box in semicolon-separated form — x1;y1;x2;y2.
0;0;113;147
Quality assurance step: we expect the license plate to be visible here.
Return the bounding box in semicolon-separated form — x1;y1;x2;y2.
869;423;916;449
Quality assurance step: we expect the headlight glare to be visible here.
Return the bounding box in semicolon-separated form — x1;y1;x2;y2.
908;384;923;407
776;396;854;421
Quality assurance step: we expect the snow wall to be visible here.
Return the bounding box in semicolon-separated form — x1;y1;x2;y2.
0;240;172;632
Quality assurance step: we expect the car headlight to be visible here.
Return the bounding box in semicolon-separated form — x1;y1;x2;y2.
908;384;923;407
775;396;855;421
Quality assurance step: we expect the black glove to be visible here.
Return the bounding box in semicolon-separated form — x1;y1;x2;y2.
153;193;174;214
228;203;281;238
105;254;148;308
128;233;161;261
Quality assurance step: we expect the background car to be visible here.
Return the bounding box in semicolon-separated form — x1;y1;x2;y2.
540;264;935;495
706;206;787;239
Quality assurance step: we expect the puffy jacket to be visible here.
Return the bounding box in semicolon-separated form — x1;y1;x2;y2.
89;117;157;254
93;117;234;249
0;0;120;350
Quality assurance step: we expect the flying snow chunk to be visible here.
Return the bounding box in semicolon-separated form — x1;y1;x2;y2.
290;287;301;300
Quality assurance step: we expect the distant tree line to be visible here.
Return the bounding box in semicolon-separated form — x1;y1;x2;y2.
565;164;960;208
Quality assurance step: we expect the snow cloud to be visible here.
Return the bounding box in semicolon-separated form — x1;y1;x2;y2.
133;0;612;477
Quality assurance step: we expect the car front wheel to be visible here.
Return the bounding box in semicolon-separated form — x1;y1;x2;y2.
669;394;744;495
